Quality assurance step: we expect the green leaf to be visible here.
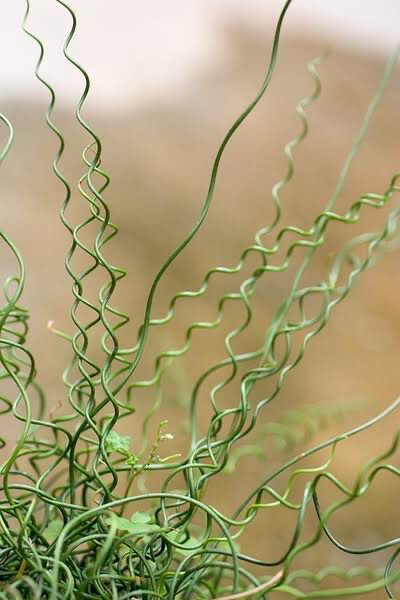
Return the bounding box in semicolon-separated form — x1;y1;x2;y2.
166;530;201;555
43;519;63;542
217;539;240;554
126;454;138;467
107;512;161;536
130;511;152;524
105;431;131;456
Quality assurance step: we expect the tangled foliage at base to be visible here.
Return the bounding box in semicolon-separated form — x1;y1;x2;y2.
0;0;399;598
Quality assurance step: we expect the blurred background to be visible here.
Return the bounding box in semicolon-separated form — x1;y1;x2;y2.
1;1;400;596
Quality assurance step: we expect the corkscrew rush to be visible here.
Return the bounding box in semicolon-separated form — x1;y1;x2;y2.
0;0;398;598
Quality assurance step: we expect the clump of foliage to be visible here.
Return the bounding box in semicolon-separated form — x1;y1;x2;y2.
0;1;399;598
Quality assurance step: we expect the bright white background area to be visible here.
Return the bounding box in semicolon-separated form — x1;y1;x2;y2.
0;1;399;109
